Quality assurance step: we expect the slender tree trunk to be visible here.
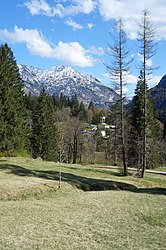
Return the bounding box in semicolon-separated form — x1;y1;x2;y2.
138;9;158;177
120;45;127;176
113;142;117;166
120;101;127;176
113;111;118;166
73;135;77;164
142;78;147;178
58;152;62;188
141;24;147;178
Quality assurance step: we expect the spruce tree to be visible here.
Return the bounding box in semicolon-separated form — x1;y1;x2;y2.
78;101;87;121
88;100;95;112
71;94;80;117
31;89;58;161
129;71;160;171
0;43;27;154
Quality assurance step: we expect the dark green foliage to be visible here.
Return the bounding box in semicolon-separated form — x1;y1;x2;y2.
71;94;80;117
150;75;166;123
88;100;95;111
52;93;68;110
59;93;68;109
163;115;166;139
31;89;58;161
129;71;160;169
0;43;27;154
78;101;87;121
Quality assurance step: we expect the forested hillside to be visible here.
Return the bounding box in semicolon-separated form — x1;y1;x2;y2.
151;75;166;121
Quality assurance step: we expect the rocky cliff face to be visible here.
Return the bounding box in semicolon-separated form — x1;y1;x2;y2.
19;64;119;107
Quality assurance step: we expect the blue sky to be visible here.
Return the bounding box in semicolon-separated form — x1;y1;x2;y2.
0;0;165;98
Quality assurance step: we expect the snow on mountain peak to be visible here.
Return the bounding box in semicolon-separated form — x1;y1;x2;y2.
19;64;119;107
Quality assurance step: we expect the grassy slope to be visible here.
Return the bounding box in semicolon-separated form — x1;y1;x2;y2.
0;157;166;250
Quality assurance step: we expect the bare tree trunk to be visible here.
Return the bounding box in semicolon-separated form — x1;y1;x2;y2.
120;38;127;176
138;9;158;178
73;135;78;164
105;19;131;175
120;80;127;176
142;71;147;178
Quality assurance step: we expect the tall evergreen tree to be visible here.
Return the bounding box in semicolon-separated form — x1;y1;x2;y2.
59;93;68;109
129;71;160;171
78;101;87;121
0;43;27;154
71;94;80;117
31;89;58;161
88;100;95;112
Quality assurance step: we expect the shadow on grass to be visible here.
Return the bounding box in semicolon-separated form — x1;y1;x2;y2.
62;165;121;177
0;163;166;195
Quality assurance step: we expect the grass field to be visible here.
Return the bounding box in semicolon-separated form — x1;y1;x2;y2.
0;157;166;250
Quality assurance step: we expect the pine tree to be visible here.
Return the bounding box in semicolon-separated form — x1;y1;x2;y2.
129;71;160;171
0;43;27;154
31;89;58;161
71;94;80;117
88;100;95;112
78;101;87;121
59;93;68;109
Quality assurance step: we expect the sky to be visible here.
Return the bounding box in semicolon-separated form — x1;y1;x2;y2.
0;0;166;98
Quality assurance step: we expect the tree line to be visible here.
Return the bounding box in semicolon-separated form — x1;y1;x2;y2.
0;11;166;178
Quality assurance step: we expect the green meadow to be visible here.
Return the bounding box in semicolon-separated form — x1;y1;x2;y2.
0;157;165;250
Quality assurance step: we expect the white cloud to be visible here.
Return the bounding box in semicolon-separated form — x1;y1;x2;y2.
0;26;94;67
122;73;162;92
97;0;166;40
23;1;166;40
54;0;96;17
87;23;95;29
148;75;162;88
138;53;153;67
24;0;96;17
89;45;104;55
122;73;161;87
0;26;53;57
54;41;94;67
125;74;138;84
65;18;83;30
24;0;53;16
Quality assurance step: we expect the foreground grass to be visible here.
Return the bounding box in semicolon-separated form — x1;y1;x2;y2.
0;157;166;249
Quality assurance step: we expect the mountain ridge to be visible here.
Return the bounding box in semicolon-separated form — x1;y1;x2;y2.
150;75;166;110
19;64;119;107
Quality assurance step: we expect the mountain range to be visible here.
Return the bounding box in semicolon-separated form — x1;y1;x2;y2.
19;64;119;107
19;64;166;114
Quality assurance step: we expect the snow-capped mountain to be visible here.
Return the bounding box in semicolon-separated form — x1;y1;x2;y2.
19;64;119;107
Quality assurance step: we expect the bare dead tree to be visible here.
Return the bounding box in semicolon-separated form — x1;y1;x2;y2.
137;9;158;178
106;19;132;176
